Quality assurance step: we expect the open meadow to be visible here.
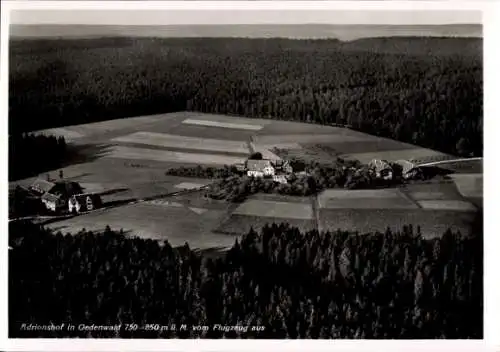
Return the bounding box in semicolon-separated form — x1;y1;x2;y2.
11;111;483;250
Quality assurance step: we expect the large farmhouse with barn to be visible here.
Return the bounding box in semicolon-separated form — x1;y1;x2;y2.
246;159;276;178
29;178;102;214
243;155;296;184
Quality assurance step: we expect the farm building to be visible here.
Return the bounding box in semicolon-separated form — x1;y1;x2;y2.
273;159;293;174
68;193;103;213
29;179;56;196
41;193;66;212
272;175;288;184
246;159;275;177
29;179;84;212
368;159;393;180
394;160;422;180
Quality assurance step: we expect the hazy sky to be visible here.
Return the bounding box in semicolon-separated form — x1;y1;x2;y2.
10;10;482;25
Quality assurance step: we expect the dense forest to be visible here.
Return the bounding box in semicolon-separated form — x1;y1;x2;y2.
9;133;69;181
9;37;483;156
9;220;482;339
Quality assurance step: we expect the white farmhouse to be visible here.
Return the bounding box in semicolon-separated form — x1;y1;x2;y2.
246;159;275;178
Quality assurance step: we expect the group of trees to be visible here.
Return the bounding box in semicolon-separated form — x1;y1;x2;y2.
166;165;240;179
10;37;483;156
203;158;405;202
9;133;69;181
9;220;482;339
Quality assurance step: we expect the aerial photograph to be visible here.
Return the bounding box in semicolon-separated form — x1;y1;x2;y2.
7;7;483;340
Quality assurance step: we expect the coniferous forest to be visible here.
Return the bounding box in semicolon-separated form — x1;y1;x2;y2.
8;133;69;180
9;221;482;339
9;37;483;156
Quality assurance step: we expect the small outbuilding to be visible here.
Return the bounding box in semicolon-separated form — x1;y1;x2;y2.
41;192;66;212
368;159;393;180
68;193;103;213
394;160;422;180
272;175;288;184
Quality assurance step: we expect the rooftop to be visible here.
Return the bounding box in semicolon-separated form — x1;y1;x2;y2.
247;159;273;172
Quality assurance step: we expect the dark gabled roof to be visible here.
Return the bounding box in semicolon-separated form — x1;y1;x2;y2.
51;181;83;197
369;159;393;172
395;160;418;174
246;159;273;172
29;179;55;194
41;192;61;203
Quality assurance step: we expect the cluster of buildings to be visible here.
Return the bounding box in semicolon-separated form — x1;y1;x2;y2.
238;158;294;184
29;178;102;214
368;159;422;181
237;153;423;186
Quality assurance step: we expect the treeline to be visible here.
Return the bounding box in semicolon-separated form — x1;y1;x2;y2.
9;220;482;338
166;165;239;179
9;37;482;156
9;133;69;181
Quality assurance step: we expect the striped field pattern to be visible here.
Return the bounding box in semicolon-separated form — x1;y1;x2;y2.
254;134;372;145
233;199;314;220
107;146;247;166
318;189;418;210
416;200;477;212
112;132;250;154
339;148;451;164
182;118;264;131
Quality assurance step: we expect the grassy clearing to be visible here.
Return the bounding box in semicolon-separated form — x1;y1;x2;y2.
36;114;169;140
107;146;247;166
112;132;250;154
271;146;338;165
319;209;478;239
215;214;316;236
249;193;315;204
318;189;418;210
184;112;272;126
166;123;256;141
233;199;314;220
340;148;450;164
449;174;483;198
258;142;302;150
319;197;418;210
442;160;483;174
406;191;454;201
254;133;372;145
175;182;208;190
258;120;352;135
182;118;264;131
44;202;234;250
416;200;477;211
318;139;418;155
319;188;404;199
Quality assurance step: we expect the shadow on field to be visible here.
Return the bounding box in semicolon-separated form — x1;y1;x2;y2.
66;172;93;180
50;225;68;233
65;143;114;166
420;166;455;178
104;198;138;208
98;187;130;196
